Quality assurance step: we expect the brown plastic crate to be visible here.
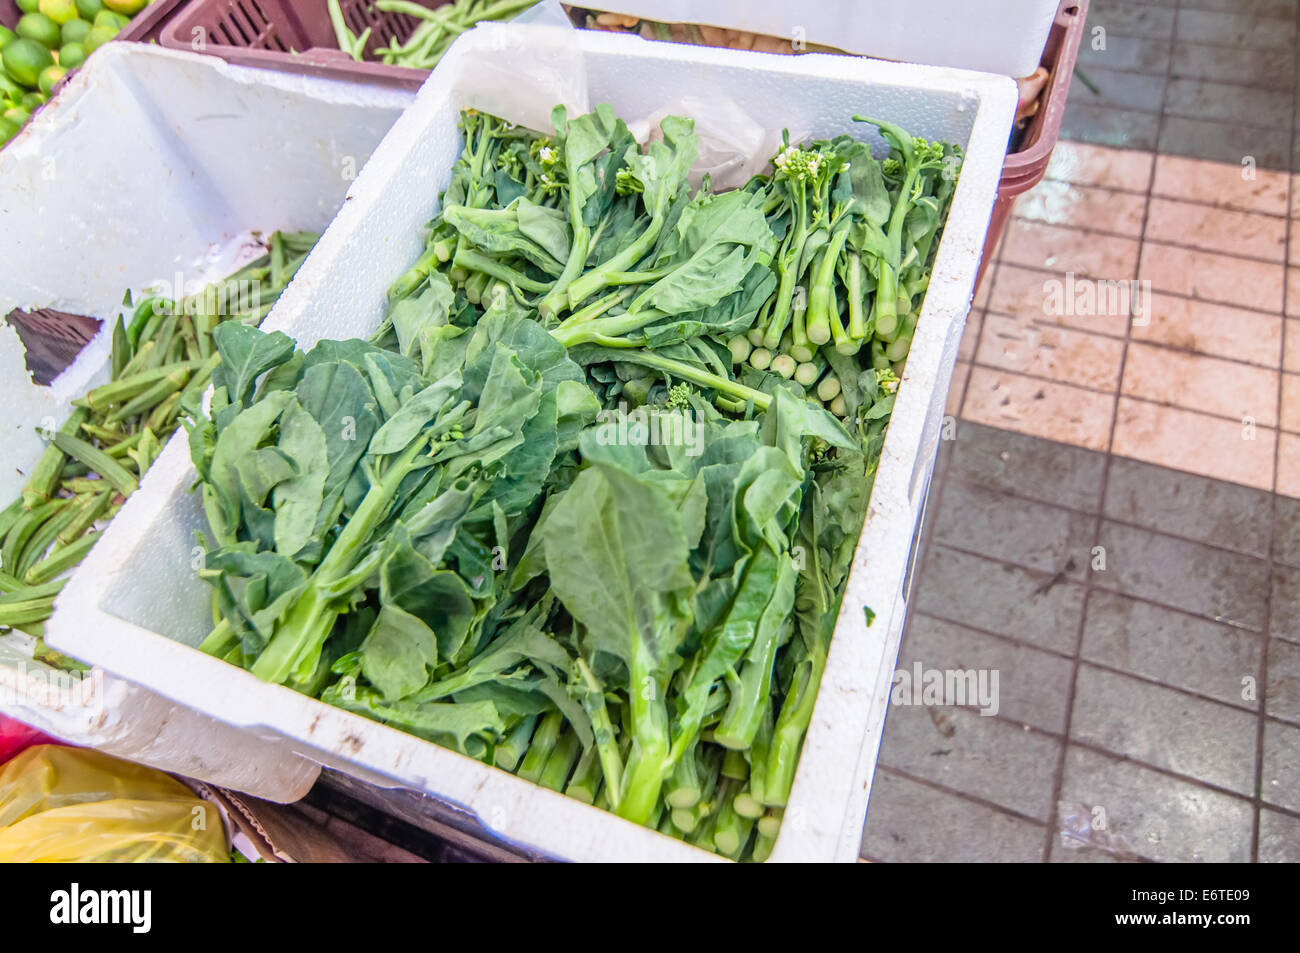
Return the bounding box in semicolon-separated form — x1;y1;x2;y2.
159;0;453;89
977;0;1088;285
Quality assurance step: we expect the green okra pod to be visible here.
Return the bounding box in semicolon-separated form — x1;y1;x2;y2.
111;315;130;379
50;433;138;496
0;595;57;627
24;531;102;586
147;392;183;435
103;430;145;459
23;407;90;509
15;500;83;579
2;498;68;575
57;490;111;547
79;360;200;412
0;498;26;542
104;370;188;425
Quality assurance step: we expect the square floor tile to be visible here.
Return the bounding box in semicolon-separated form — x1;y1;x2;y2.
1145;197;1287;263
876;702;1062;821
1171;41;1295;89
860;770;1047;863
1082;590;1263;709
1104;453;1275;559
1177;8;1297;51
1070;664;1258;794
916;545;1086;655
1059;745;1254;862
1276;494;1300;567
1262;719;1300;812
1013;180;1147;236
1158;116;1290;171
1047;141;1154;193
900;613;1074;732
1130;294;1282;369
963;367;1116;451
1266;637;1300;723
1272;565;1300;643
1140;242;1285;313
934;480;1096;581
1061;103;1161;153
1164;78;1295;131
1078;33;1172;73
1151;154;1290;216
1121;342;1280;429
1095;519;1272;629
949;420;1107;513
1258;808;1300;862
1112;398;1277;492
978;313;1125;393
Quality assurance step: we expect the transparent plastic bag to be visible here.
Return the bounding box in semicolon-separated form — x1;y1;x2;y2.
0;745;230;863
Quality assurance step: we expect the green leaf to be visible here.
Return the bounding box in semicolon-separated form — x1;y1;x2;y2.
368;371;462;456
359;603;439;702
541;463;693;670
212;323;295;409
272;398;329;559
380;532;478;663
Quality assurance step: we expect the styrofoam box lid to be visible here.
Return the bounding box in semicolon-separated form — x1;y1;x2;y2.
582;0;1061;77
0;43;412;800
48;26;1016;861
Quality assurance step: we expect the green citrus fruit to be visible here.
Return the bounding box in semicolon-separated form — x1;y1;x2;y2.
103;0;147;14
74;0;105;17
39;0;81;26
57;41;85;68
3;38;55;88
16;12;62;49
37;63;65;94
61;17;92;44
83;24;115;53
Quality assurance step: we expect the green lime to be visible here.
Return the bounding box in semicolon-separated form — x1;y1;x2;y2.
39;0;80;25
103;0;147;14
16;13;62;49
74;0;104;17
93;10;127;30
58;41;85;68
3;38;55;87
21;91;45;109
3;106;30;124
0;71;24;100
37;63;66;95
0;25;16;50
0;116;20;146
17;0;42;13
83;23;115;53
61;17;91;44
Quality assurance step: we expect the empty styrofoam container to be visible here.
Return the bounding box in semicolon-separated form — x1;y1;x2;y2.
0;42;413;799
581;0;1062;77
47;26;1016;860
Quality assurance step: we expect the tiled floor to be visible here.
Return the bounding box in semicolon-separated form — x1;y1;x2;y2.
861;0;1300;862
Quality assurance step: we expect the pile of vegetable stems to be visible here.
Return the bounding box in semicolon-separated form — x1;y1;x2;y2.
328;0;541;69
0;231;316;658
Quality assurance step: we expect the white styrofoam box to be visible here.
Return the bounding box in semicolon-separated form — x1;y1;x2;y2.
48;26;1016;860
582;0;1061;77
0;43;414;799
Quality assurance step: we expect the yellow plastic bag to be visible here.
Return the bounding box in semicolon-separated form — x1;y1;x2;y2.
0;745;230;862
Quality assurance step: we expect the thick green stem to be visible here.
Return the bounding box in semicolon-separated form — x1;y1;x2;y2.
763;645;827;807
617;642;670;826
249;436;431;685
